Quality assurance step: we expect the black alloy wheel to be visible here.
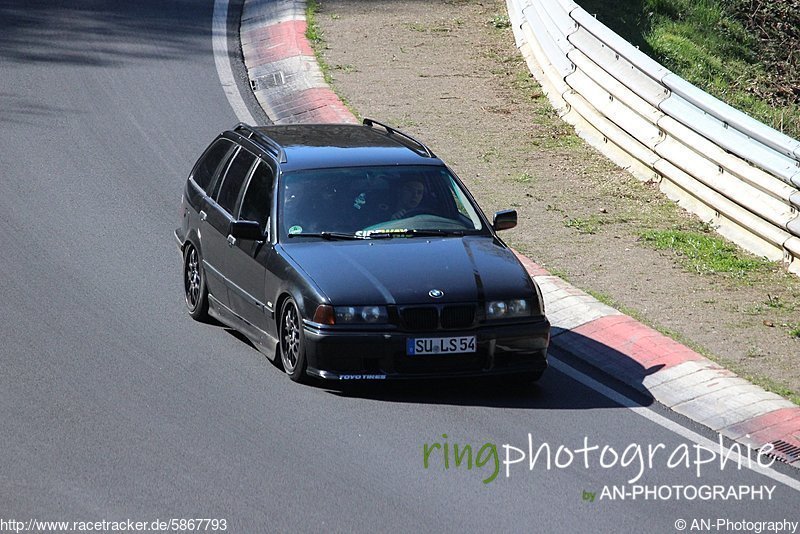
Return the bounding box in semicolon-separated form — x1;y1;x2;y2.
279;298;309;383
183;244;209;320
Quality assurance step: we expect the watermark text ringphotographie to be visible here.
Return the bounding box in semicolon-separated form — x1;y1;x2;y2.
422;433;778;491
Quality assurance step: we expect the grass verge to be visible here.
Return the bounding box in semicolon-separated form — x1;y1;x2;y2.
579;0;800;139
638;229;772;277
305;0;359;118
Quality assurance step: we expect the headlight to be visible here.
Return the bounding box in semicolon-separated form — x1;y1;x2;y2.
336;306;356;322
486;299;532;320
334;305;388;324
360;306;386;323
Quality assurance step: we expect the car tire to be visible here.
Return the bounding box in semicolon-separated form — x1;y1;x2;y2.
279;297;309;383
183;243;209;320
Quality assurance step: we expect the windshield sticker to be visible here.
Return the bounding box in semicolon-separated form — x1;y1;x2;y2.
356;228;410;237
288;225;303;234
353;192;366;210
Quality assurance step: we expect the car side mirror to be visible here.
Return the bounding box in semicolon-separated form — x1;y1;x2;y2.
229;220;264;241
492;209;517;231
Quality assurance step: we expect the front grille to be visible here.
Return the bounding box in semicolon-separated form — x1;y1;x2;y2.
400;307;438;330
441;305;475;329
399;304;476;331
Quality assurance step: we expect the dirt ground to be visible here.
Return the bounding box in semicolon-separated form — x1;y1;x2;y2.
313;0;800;399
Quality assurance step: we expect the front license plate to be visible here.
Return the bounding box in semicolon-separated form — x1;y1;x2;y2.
407;336;476;355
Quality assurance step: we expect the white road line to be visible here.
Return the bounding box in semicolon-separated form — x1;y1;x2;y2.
550;356;800;492
212;0;258;124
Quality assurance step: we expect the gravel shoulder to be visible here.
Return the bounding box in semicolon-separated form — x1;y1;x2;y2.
313;0;800;401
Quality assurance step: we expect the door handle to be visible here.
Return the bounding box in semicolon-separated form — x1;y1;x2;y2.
227;235;236;247
199;210;207;221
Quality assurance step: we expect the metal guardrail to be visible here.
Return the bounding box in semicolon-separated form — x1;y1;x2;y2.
507;0;800;274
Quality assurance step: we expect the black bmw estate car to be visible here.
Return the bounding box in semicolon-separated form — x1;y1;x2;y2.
176;119;550;383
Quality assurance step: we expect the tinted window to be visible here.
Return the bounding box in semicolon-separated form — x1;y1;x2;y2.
216;148;256;215
238;161;273;234
191;139;234;192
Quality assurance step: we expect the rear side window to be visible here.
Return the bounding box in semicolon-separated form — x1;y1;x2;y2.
238;161;274;234
191;139;234;193
216;148;257;215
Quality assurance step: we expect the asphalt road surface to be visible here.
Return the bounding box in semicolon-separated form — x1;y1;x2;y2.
1;1;797;532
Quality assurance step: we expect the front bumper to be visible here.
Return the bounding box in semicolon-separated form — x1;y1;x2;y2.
302;318;550;380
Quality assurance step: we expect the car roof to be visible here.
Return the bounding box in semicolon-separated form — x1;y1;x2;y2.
238;123;446;172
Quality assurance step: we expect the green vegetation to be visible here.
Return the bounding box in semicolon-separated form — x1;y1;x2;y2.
403;20;461;33
305;0;358;117
639;229;771;276
305;0;332;86
479;147;500;163
578;0;800;138
744;295;797;315
529;130;583;150
333;64;357;74
385;115;419;129
511;71;543;100
512;172;535;184
489;14;511;29
305;0;323;46
564;216;600;234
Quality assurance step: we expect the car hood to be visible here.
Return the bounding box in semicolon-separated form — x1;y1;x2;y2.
282;236;535;305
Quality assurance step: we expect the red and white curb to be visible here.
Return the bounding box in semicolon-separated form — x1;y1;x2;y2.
515;255;800;465
240;0;356;124
238;0;800;467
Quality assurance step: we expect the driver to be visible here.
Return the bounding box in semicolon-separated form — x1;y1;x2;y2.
391;179;425;219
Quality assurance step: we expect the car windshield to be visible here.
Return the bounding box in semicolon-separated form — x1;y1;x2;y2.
279;165;486;239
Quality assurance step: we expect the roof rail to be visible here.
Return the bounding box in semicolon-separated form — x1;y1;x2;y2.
362;118;435;158
233;123;287;163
